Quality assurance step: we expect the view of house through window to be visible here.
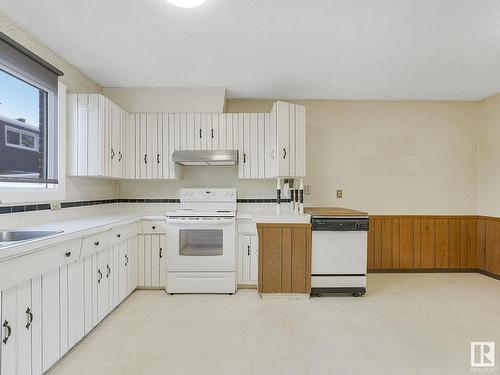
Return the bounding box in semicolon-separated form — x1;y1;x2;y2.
0;68;47;182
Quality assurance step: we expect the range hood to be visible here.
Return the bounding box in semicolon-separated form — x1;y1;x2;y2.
172;150;238;166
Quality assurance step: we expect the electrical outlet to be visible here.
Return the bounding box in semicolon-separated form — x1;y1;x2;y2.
336;190;343;199
50;201;61;211
304;185;311;195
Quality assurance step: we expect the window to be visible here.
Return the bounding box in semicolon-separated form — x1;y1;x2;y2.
0;31;64;203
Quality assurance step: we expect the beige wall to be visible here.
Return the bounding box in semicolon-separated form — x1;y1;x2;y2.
0;12;116;203
227;100;478;215
477;94;500;217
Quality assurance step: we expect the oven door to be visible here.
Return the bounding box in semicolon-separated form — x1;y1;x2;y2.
166;218;236;272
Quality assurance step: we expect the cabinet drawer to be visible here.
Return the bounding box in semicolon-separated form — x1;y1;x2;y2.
81;230;115;258
0;239;82;291
111;222;141;242
142;220;166;234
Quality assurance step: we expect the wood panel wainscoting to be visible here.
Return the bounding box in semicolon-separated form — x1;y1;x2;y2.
367;215;500;279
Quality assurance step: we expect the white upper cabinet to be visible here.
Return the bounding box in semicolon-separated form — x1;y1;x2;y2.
269;101;306;178
68;94;306;180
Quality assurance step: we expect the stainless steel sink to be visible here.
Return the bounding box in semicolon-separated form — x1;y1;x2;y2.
0;230;63;245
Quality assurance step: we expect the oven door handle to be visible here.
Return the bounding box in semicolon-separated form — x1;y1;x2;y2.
166;218;235;225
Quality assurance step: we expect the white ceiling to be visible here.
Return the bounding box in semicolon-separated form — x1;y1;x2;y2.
1;0;500;100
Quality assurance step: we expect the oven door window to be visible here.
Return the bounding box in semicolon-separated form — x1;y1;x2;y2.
179;229;223;256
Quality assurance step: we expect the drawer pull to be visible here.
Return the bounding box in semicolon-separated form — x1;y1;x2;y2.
97;269;103;283
117;234;121;238
247;245;250;256
125;254;129;266
95;241;100;247
106;264;111;278
65;252;71;258
26;308;33;329
159;248;163;258
2;320;11;344
152;226;156;230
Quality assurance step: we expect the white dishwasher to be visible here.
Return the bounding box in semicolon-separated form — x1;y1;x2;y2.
310;216;369;296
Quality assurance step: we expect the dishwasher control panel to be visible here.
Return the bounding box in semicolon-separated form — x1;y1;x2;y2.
311;217;369;231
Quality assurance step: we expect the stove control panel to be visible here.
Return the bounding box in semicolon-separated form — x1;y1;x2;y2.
179;189;236;203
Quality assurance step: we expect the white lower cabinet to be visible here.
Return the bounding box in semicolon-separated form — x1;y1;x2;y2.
239;234;258;285
137;234;166;288
0;234;142;375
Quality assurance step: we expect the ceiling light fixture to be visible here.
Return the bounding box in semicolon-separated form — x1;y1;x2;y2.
165;0;207;8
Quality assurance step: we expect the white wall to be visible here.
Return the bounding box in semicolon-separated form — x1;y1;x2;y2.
102;87;226;113
226;99;478;215
118;167;275;199
477;94;500;217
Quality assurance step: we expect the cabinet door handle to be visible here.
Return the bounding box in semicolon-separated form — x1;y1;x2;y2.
97;269;103;283
94;241;100;247
111;148;115;160
25;307;33;330
65;251;71;258
125;254;129;266
106;264;111;278
2;320;11;344
283;148;287;159
243;153;246;163
159;248;163;258
211;129;214;138
199;129;202;139
157;154;160;164
152;226;156;230
271;149;275;160
116;233;121;238
118;151;123;162
144;154;148;164
247;245;250;256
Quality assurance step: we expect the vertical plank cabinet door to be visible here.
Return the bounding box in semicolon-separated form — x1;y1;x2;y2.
86;94;100;176
200;113;209;150
294;104;306;177
217;113;226;150
42;268;60;372
67;259;85;348
250;113;259;178
66;94;78;175
179;113;188;150
125;113;136;179
288;104;297;176
16;280;31;375
195;113;203;150
249;235;259;284
159;235;166;288
236;113;245;178
211;113;219;150
257;114;266;178
239;235;251;283
161;114;170;180
275;101;290;177
168;114;177;179
146;114;158;179
119;242;128;303
258;227;282;293
82;254;95;335
1;286;17;375
110;102;122;178
138;114;148;179
144;235;153;287
111;245;120;310
151;235;160;287
119;108;128;178
101;96;111;177
31;276;42;375
265;105;277;178
137;235;145;287
243;114;252;179
97;249;109;323
156;115;163;179
186;113;196;150
127;237;136;294
76;94;89;175
59;265;69;356
226;113;234;150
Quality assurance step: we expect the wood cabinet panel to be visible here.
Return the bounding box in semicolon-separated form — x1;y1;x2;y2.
434;219;449;268
257;224;311;294
420;219;435;268
381;219;392;269
400;219;414;268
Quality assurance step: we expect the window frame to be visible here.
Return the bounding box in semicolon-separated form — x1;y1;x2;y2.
5;125;40;152
0;57;65;204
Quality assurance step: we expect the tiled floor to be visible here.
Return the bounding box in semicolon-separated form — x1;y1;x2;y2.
49;274;500;375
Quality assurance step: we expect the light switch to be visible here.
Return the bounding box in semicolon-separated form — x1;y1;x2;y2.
304;185;311;195
336;190;343;199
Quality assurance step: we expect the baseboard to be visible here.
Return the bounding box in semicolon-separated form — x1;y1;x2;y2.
477;269;500;281
368;268;478;273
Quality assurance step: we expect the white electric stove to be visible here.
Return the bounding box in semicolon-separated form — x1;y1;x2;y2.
165;189;237;294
